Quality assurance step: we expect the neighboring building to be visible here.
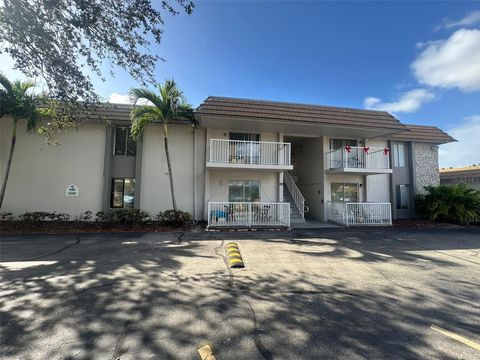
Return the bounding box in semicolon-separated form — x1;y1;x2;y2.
440;165;480;191
0;96;456;227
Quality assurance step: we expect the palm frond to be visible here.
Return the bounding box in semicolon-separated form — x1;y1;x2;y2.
129;88;161;108
0;73;13;94
130;106;162;140
129;79;195;128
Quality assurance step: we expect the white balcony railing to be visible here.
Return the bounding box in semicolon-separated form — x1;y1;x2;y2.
326;146;390;170
328;202;392;226
209;139;291;167
208;202;290;228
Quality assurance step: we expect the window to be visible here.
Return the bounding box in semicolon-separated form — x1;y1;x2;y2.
393;142;407;167
114;127;136;156
229;132;260;141
331;183;359;202
330;139;357;150
228;180;260;202
111;178;135;208
396;184;410;209
229;133;261;164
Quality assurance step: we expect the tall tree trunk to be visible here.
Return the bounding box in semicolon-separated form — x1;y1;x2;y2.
163;123;177;210
0;119;18;208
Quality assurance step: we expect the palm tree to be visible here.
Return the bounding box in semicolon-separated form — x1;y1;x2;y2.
0;74;39;208
129;79;194;210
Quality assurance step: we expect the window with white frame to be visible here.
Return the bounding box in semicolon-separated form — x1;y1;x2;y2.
228;180;260;202
393;142;407;167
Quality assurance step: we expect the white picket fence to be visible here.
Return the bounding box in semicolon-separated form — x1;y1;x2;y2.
328;202;392;226
208;202;290;228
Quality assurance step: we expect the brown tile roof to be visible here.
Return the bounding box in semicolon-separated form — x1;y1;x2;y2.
77;103;192;125
196;96;407;131
390;124;456;144
84;103;133;123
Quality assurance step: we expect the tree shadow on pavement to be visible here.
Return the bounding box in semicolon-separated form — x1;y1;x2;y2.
0;230;479;359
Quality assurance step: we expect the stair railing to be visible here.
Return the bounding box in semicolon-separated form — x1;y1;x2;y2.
284;172;306;219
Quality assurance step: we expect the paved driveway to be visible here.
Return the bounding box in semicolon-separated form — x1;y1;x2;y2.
1;228;479;359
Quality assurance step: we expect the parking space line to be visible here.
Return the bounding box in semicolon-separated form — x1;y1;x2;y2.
430;324;480;351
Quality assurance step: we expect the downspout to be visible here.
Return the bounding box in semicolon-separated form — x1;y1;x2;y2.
193;126;197;220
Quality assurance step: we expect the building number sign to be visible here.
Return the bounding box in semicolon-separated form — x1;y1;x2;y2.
65;184;79;197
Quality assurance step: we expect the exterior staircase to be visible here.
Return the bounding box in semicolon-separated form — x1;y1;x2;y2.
283;172;307;224
283;187;305;223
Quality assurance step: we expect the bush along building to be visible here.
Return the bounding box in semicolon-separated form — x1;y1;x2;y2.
0;97;456;228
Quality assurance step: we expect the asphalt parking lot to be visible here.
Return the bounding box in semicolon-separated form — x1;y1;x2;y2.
1;228;479;359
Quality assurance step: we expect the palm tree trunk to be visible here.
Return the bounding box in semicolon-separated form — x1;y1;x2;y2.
163;124;177;210
0;118;18;208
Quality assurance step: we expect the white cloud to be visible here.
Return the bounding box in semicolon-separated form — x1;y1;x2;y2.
363;89;435;113
439;115;480;168
412;28;480;91
438;10;480;30
108;92;152;105
109;93;132;104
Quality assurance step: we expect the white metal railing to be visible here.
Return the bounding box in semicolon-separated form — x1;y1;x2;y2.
325;147;390;170
208;202;290;228
209;139;291;166
328;202;392;226
284;172;305;219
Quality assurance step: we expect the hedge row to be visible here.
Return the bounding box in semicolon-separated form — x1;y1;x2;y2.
0;209;193;227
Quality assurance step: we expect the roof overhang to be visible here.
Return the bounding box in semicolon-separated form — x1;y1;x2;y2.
195;113;406;139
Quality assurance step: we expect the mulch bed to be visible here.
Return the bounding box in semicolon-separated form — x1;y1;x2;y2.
0;221;197;235
2;220;477;235
392;219;478;229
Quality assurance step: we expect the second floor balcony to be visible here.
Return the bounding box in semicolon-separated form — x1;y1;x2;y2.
325;146;392;174
207;139;293;171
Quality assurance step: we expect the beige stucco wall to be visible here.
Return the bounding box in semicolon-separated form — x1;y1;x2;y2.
207;170;278;204
0;116;106;216
140;124;205;218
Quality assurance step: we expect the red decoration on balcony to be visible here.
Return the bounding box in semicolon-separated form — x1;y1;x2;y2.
345;145;351;153
363;146;369;154
384;147;389;155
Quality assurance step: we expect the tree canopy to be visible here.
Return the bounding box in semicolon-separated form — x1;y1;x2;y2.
0;0;194;102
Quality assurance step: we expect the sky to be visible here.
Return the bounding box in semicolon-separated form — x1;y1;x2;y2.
2;1;479;168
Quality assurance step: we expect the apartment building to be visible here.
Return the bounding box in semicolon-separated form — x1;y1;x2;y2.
0;96;455;228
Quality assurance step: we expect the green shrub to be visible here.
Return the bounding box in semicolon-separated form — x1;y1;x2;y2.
19;211;71;221
53;213;70;221
20;211;54;221
0;212;14;220
157;209;192;227
95;209;150;224
81;210;93;221
95;211;114;222
415;184;480;225
112;209;150;224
